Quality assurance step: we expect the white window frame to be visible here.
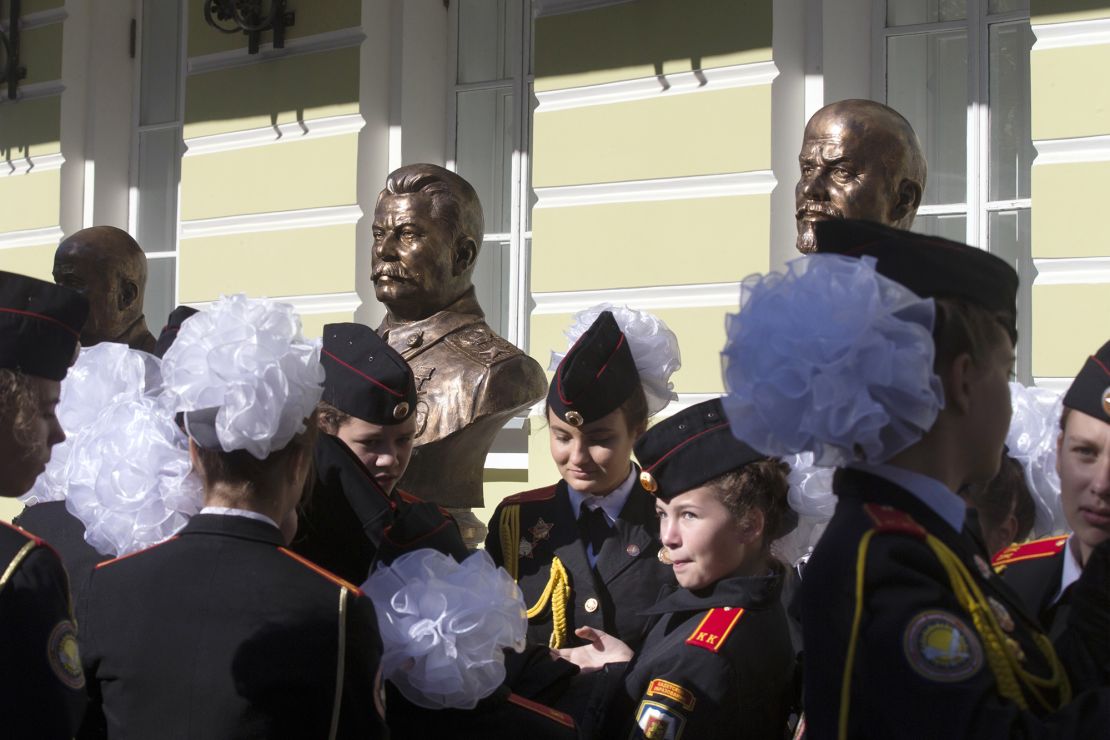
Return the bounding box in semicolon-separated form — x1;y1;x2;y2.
445;0;534;352
872;1;1034;381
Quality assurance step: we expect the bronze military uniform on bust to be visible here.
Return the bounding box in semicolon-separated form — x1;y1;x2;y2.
371;164;546;540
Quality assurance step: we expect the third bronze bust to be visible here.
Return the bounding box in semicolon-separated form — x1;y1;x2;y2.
795;99;927;254
372;164;546;527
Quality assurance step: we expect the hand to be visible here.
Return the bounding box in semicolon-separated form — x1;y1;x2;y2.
554;626;634;673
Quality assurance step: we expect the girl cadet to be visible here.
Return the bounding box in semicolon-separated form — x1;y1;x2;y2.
77;295;386;740
557;398;797;740
485;305;680;649
722;218;1110;740
997;339;1110;641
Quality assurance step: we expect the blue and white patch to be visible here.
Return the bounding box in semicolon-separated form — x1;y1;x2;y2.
636;700;686;740
902;610;983;682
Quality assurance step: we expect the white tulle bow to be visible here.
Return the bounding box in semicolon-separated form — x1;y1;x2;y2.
722;254;945;466
549;303;681;417
1007;382;1065;536
364;549;527;710
160;294;324;459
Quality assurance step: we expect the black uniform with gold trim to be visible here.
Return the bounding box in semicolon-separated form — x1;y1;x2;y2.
486;477;674;650
602;571;794;740
0;522;87;739
14;501;107;607
77;514;386;739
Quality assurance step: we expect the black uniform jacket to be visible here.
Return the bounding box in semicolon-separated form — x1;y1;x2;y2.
801;468;1110;740
485;477;676;649
77;513;385;740
14;500;108;607
0;521;87;739
1003;547;1069;639
602;567;795;740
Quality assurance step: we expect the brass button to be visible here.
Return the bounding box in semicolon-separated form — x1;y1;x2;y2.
584;597;599;613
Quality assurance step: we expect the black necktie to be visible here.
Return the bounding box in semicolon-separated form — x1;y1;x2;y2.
579;502;612;559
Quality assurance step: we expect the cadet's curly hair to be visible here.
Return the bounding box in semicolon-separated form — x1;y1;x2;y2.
0;369;42;459
705;458;795;546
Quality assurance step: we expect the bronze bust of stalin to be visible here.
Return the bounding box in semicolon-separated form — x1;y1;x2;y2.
52;226;157;352
372;164;546;537
795;99;927;254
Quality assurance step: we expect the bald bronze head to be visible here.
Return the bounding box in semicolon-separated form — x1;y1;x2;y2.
371;164;484;322
52;226;155;351
795;99;927;254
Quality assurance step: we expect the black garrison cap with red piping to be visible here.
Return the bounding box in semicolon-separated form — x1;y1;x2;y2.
321;322;416;425
634;398;765;501
815;218;1020;344
153;305;199;359
548;310;639;427
0;270;88;381
1063;339;1110;425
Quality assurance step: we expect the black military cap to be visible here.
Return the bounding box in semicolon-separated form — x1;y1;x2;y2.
815;219;1019;343
635;398;765;501
376;500;469;566
0;270;88;381
1063;340;1110;425
153;305;199;358
322;323;416;425
548;310;638;427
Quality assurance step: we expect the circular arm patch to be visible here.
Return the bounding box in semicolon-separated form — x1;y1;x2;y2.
902;610;983;683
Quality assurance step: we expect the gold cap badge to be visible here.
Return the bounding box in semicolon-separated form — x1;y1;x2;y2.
1102;386;1110;416
640;470;658;494
393;401;410;420
564;410;583;427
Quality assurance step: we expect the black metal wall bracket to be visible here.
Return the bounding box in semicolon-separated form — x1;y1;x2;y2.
203;0;295;55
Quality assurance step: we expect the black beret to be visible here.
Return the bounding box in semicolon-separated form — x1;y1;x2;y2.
1063;340;1110;425
635;398;765;502
814;219;1019;343
322;323;416;425
0;270;88;381
548;310;639;427
153;305;199;358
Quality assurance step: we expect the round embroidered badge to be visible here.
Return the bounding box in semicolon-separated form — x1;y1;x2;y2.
47;620;85;690
902;610;983;682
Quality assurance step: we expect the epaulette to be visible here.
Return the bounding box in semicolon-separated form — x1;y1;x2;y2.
863;503;927;539
992;534;1068;571
95;537;179;569
501;485;558;505
685;607;745;653
444;324;522;367
0;521;48;592
1;519;47;548
506;693;576;729
278;547;364;595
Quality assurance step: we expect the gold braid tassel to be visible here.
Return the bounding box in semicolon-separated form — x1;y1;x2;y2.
923;533;1071;713
497;505;571;649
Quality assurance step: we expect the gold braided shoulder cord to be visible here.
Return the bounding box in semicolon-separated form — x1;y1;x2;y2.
837;531;1071;740
498;504;571;649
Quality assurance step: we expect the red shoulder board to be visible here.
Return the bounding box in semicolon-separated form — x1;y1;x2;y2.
992;535;1068;571
863;503;927;539
685;607;745;653
278;547;364;596
502;484;558;505
95;536;178;569
506;693;576;729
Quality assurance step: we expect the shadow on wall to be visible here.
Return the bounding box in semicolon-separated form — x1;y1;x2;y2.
0;96;61;162
534;0;772;85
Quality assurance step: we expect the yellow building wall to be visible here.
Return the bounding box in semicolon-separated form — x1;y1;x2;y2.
1029;1;1110;381
479;0;775;526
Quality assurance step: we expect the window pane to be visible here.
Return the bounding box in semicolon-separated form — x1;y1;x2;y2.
144;257;176;335
988;209;1032;379
989;22;1035;201
456;88;514;235
471;238;509;337
914;213;967;242
887;0;966;26
988;0;1028;13
888;31;968;206
139;0;182;126
458;0;517;84
136;128;181;253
